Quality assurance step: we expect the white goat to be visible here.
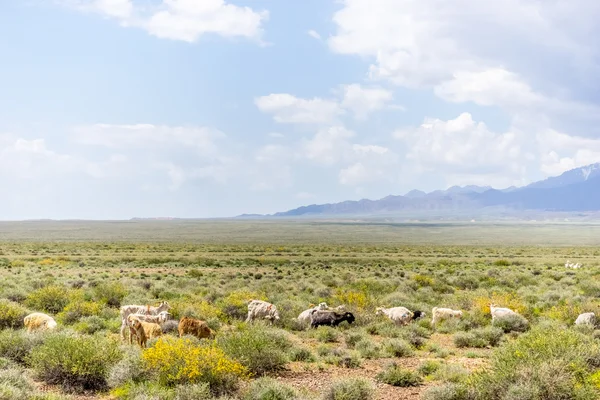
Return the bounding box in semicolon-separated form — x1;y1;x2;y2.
375;306;423;326
575;312;596;326
489;304;518;321
431;307;463;326
119;301;170;341
23;312;57;333
246;299;280;324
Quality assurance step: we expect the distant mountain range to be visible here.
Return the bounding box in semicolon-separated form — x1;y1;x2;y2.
246;163;600;218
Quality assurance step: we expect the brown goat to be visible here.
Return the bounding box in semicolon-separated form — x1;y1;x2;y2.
178;316;215;339
129;318;148;348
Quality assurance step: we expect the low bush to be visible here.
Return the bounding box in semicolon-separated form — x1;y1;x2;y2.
92;282;127;308
467;324;600;399
323;378;374;400
289;347;315;362
175;383;212;400
243;377;298;400
383;338;414;358
454;326;504;348
316;326;339;343
57;301;102;325
28;332;121;392
0;367;34;400
0;329;43;364
107;346;148;389
418;360;441;376
111;381;175;400
355;338;381;359
420;383;468;400
376;363;422;387
25;286;69;314
219;324;291;376
0;300;29;329
143;336;247;395
492;314;529;333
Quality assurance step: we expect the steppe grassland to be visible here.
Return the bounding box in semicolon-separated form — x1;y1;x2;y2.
1;220;600;400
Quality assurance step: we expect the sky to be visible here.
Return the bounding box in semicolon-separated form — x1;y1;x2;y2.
1;0;600;219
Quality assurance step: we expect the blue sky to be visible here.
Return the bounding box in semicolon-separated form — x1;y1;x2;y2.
1;0;600;219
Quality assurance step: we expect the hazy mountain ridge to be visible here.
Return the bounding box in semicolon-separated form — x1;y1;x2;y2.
257;163;600;217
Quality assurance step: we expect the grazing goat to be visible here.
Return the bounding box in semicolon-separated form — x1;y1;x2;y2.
309;310;355;328
246;300;280;324
375;306;424;326
119;301;170;341
129;318;148;348
565;260;582;269
431;307;463;326
178;316;215;339
130;317;163;348
23;312;57;333
489;304;519;321
297;303;345;326
575;312;596;326
126;312;170;345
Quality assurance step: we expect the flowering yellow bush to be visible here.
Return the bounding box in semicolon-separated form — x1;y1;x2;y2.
143;337;248;392
333;289;370;310
171;299;223;320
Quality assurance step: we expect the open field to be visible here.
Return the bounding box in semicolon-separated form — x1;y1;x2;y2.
1;220;600;400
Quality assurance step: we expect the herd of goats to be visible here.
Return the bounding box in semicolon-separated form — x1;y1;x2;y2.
21;296;598;349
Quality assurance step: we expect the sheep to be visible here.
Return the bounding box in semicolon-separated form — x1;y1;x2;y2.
126;312;170;345
129;318;148;348
119;301;170;341
23;312;57;333
375;306;424;326
246;300;280;324
178;316;215;339
431;307;463;326
129;317;163;348
565;260;583;269
575;312;596;326
309;310;355;328
489;304;518;321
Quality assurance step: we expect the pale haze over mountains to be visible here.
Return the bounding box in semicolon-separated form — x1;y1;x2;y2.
2;2;600;219
255;163;600;218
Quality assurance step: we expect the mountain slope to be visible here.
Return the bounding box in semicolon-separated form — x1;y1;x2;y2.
258;163;600;217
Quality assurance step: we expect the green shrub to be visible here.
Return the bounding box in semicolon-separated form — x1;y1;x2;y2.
0;329;43;364
467;324;600;399
107;346;147;389
57;301;102;325
175;383;212;400
355;338;381;359
316;326;339;343
454;326;503;348
73;316;106;334
492;314;529;333
344;331;368;348
289;347;315;362
28;332;121;392
25;286;69;314
418;360;441;376
323;378;374;400
92;282;127;307
243;377;298;400
376;363;422;387
420;383;468;400
111;381;175;400
383;339;414;357
0;300;29;329
433;364;469;384
0;367;34;400
219;325;291;376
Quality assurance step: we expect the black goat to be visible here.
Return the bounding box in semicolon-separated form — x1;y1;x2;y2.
310;310;356;328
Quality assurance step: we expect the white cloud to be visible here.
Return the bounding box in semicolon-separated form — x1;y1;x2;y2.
255;94;343;124
339;84;395;120
328;0;600;116
394;113;531;188
65;0;268;42
307;30;321;40
303;126;355;165
537;130;600;176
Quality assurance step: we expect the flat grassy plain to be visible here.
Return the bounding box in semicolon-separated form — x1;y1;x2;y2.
1;220;600;400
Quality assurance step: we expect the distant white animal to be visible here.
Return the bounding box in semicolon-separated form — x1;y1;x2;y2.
298;303;329;325
24;312;57;333
565;260;582;269
376;306;424;326
489;304;519;321
431;307;463;326
575;312;596;326
246;299;280;324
